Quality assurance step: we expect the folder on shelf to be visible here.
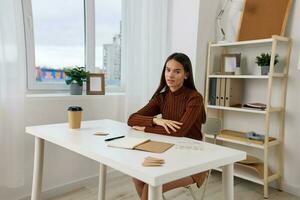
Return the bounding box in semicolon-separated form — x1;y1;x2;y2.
220;78;226;106
224;79;243;107
209;78;217;105
215;78;221;106
107;137;174;153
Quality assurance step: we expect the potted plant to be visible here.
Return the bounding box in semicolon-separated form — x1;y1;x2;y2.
64;67;89;95
255;53;279;75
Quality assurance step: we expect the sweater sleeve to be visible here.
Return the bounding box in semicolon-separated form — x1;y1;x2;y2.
127;96;161;127
144;95;205;137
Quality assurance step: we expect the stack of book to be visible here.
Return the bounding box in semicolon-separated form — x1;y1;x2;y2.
243;103;266;110
142;156;165;167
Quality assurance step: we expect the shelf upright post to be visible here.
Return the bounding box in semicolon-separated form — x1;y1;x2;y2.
204;42;212;113
263;36;278;198
277;38;292;190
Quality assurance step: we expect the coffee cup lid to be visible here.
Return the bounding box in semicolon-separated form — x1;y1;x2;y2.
68;106;83;111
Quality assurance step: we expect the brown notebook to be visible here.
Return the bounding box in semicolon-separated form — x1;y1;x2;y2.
135;141;174;153
106;137;174;153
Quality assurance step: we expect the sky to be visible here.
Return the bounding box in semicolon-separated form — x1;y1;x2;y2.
32;0;121;68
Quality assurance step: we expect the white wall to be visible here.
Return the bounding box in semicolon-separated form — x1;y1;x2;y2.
167;0;220;94
280;0;300;196
195;0;220;93
167;0;200;74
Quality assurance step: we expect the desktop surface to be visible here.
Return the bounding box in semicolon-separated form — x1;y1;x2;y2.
26;119;246;186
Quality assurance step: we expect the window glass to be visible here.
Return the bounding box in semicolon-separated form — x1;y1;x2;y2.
95;0;122;86
31;0;84;82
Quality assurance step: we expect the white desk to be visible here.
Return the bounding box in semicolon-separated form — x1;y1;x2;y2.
26;119;246;200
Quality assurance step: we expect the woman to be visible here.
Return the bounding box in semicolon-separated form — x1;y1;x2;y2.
127;52;207;200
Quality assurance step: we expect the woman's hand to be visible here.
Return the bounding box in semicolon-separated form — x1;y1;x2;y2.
153;118;182;134
132;126;146;131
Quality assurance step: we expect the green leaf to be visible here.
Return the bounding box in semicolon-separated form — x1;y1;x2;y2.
64;67;89;85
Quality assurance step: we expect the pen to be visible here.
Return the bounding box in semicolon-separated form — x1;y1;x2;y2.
105;135;125;142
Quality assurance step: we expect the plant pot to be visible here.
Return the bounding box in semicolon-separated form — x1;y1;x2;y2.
261;65;269;75
70;83;83;95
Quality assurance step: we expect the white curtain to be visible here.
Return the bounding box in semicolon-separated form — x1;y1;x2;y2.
0;0;25;187
123;0;168;119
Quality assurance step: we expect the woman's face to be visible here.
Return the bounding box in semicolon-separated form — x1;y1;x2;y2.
165;59;188;92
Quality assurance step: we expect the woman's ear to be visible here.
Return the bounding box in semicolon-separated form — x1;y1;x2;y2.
185;72;189;79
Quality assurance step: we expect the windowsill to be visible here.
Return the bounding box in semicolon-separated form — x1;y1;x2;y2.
26;92;125;99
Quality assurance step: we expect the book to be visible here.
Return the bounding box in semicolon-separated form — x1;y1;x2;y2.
107;137;150;149
243;103;266;110
142;156;165;167
107;137;174;153
135;140;174;153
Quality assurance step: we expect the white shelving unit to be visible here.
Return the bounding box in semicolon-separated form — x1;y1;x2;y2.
204;35;292;198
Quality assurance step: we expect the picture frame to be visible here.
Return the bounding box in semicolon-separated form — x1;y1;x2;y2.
86;73;105;95
221;53;241;75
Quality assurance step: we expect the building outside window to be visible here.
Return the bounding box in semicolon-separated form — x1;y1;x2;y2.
103;33;121;86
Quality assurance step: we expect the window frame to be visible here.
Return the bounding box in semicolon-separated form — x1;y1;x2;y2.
22;0;125;92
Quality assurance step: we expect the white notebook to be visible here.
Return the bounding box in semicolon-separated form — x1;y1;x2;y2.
106;137;150;149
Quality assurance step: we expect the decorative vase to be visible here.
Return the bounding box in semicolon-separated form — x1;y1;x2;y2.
70;83;83;95
261;65;269;75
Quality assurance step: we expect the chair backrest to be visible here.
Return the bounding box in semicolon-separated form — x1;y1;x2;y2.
202;118;222;143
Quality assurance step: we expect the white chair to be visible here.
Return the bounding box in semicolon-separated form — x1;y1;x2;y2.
162;118;222;200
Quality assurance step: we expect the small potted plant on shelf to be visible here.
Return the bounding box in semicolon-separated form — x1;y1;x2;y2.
255;53;279;75
64;67;89;95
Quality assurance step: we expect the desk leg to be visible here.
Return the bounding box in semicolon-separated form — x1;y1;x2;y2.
148;185;162;200
222;163;234;200
31;137;45;200
98;164;107;200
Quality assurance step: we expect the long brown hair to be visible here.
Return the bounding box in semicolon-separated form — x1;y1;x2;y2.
152;53;197;99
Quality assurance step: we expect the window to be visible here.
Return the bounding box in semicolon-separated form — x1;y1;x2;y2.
22;0;123;91
95;1;121;87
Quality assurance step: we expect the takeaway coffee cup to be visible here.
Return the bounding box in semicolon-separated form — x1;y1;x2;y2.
68;106;83;129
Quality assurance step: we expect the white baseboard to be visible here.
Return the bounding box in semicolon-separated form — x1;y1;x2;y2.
282;182;300;197
18;168;115;200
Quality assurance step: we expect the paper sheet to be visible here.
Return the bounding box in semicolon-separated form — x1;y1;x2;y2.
90;77;102;91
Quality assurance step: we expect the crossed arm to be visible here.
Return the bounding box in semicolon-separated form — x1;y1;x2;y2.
127;95;204;137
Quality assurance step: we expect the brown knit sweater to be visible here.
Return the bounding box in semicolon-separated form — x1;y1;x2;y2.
127;86;206;140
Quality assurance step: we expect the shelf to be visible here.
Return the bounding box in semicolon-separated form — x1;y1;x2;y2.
213;166;264;185
205;35;291;198
207;105;265;114
207;105;283;114
205;131;279;149
213;164;279;185
208;73;286;79
210;36;289;47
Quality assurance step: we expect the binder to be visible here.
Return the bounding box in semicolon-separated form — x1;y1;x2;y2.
225;79;243;107
209;78;217;105
220;78;226;106
215;78;221;106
